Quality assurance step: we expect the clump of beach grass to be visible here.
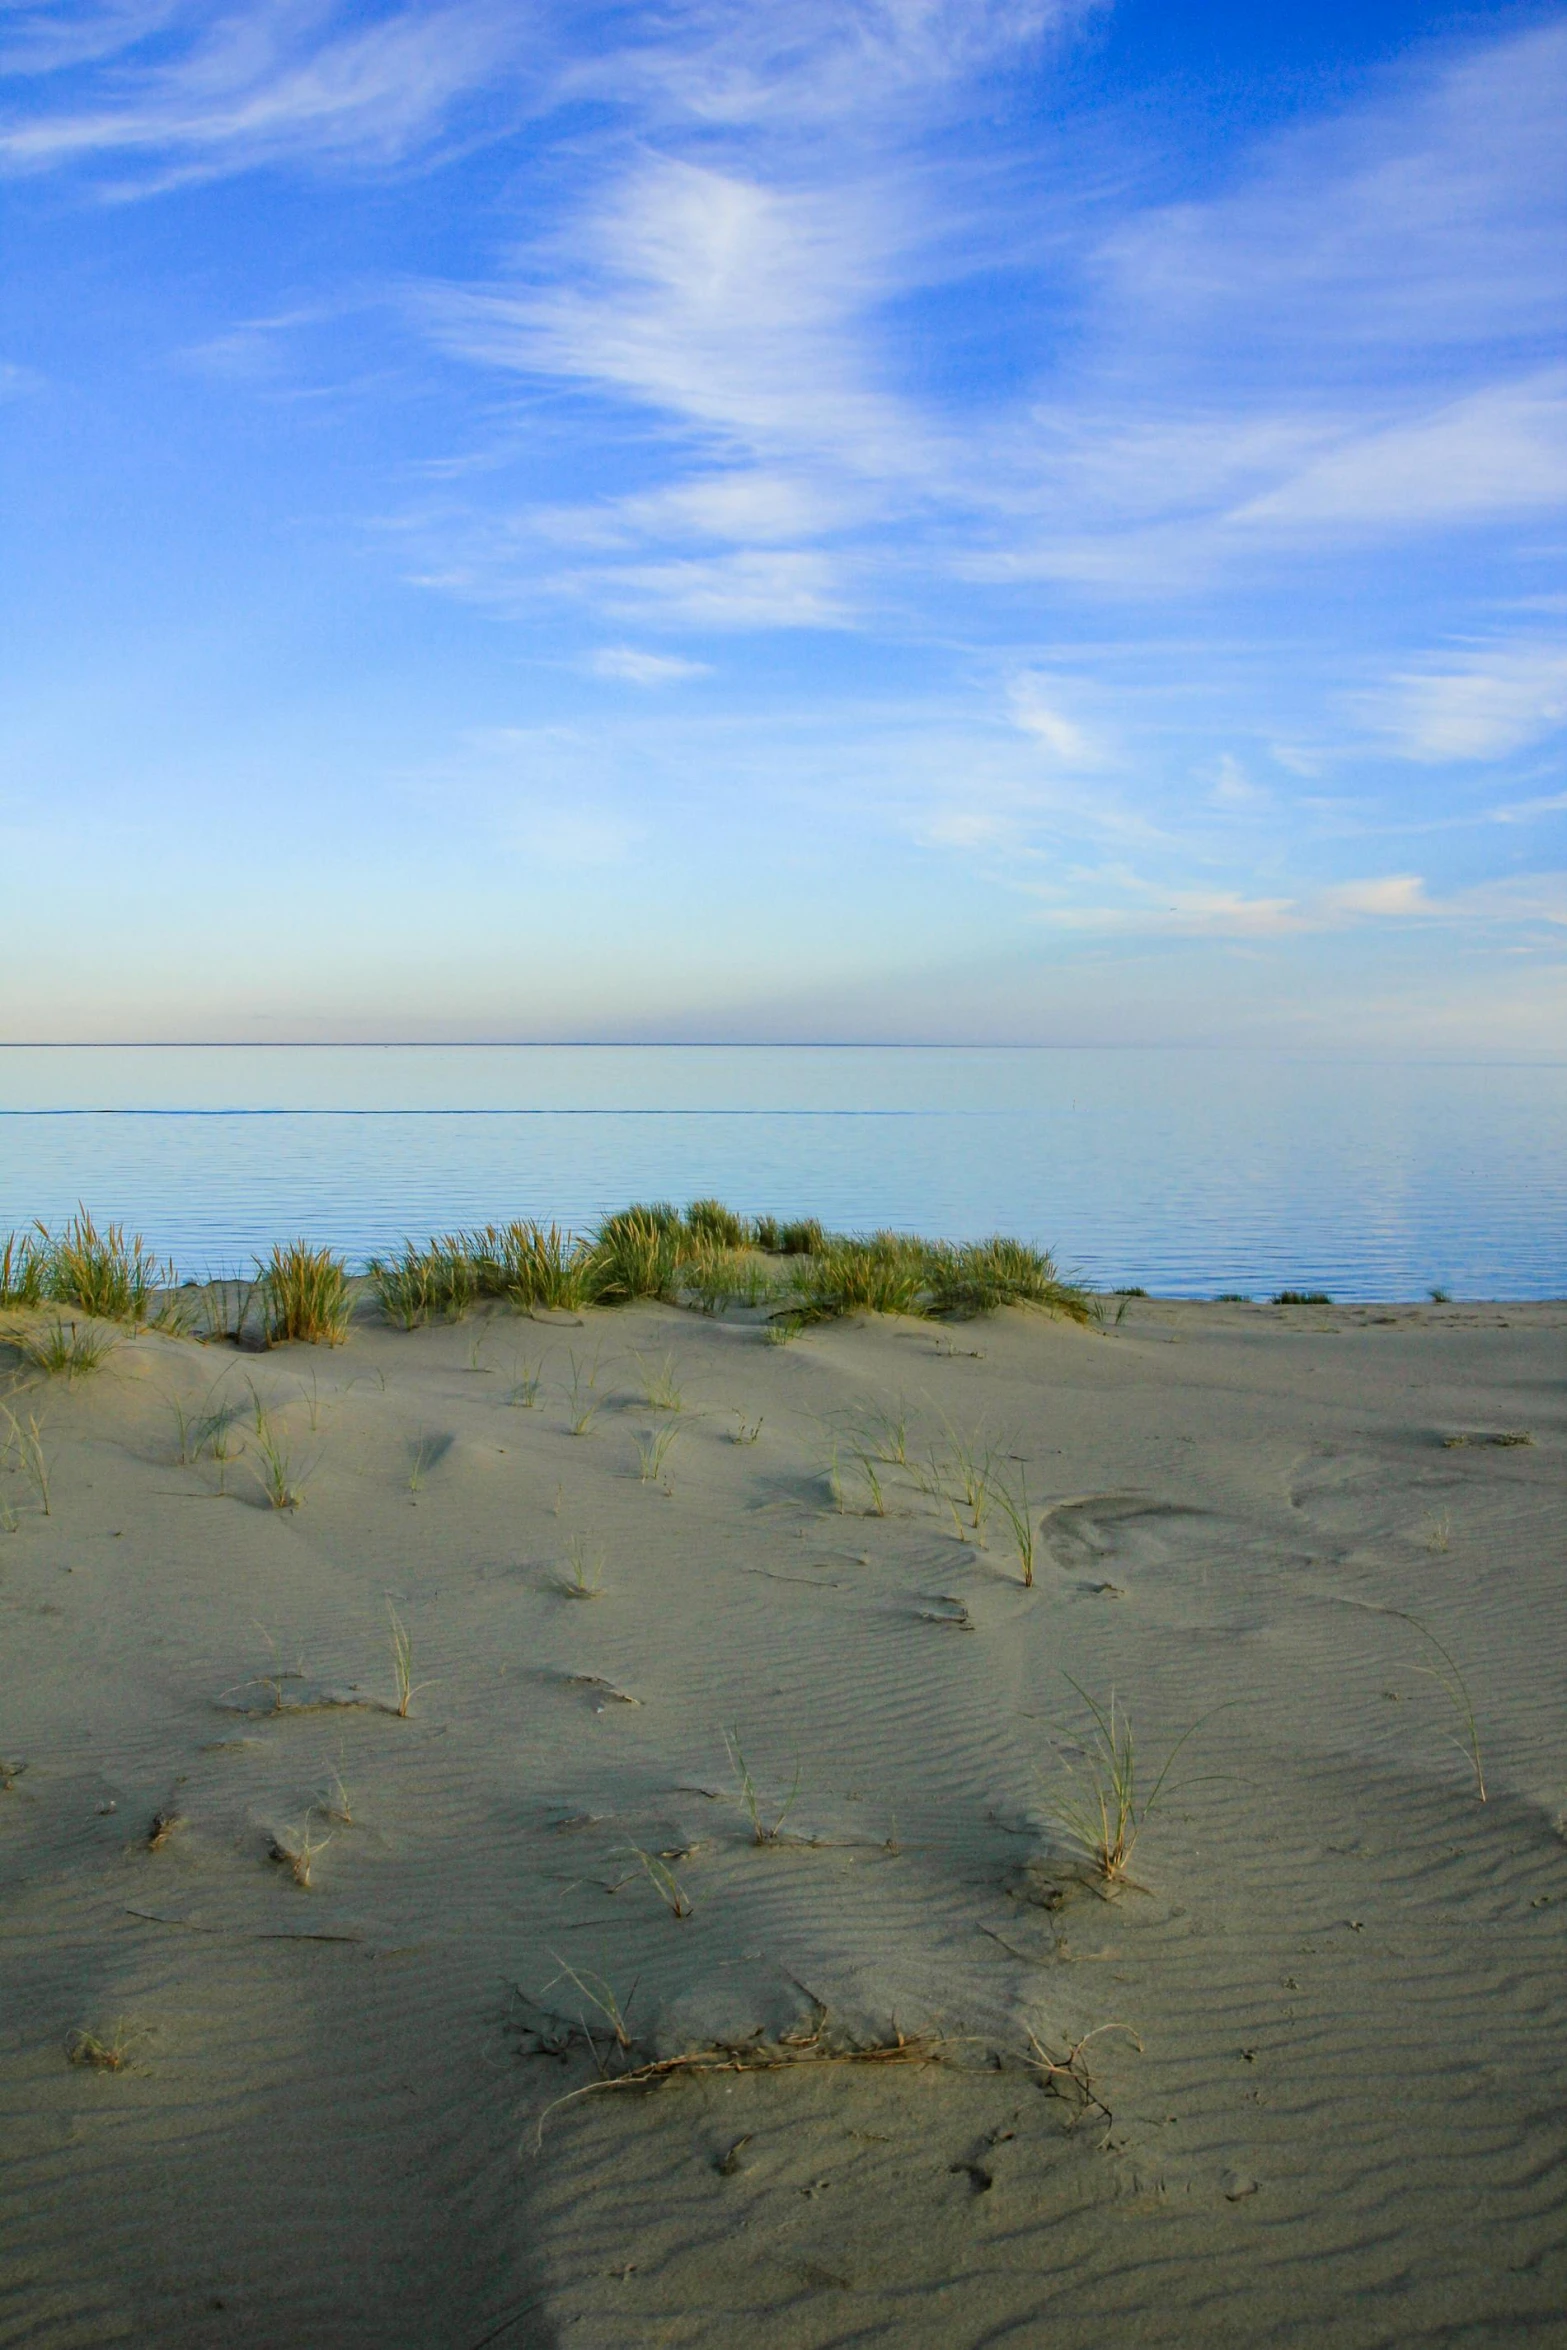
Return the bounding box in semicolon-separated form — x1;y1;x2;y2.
9;1316;118;1379
43;1209;171;1326
684;1198;748;1250
0;1231;48;1307
1273;1289;1332;1306
503;1353;544;1407
468;1221;590;1313
260;1241;351;1346
370;1239;474;1329
787;1231;1094;1329
584;1205;684;1304
725;1727;801;1845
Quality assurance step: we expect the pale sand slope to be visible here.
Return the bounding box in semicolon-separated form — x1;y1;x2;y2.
2;1294;1565;2349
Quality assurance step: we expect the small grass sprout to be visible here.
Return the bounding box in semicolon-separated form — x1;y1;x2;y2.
1273;1289;1332;1306
540;1956;636;2058
1425;1508;1452;1554
730;1410;764;1444
628;1844;693;1920
1403;1612;1486;1802
635;1422;681;1486
566;1352;600;1436
0;1401;50;1515
503;1353;543;1407
270;1819;330;1888
68;2021;139;2072
725;1727;801;1846
249;1409;311;1510
1051;1680;1207;1887
407;1431;451;1492
387;1603;425;1717
561;1533;605;1598
991;1463;1038;1586
317;1757;355;1826
633;1351;684;1411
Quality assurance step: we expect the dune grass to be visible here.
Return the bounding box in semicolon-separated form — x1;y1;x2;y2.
561;1532;605;1598
261;1242;351;1346
8;1210;172;1326
360;1202;1086;1333
8;1316;118;1379
68;2021;138;2072
0;1232;47;1307
636;1421;681;1486
787;1231;1093;1328
248;1403;312;1509
725;1727;802;1845
685;1197;748;1249
1;1401;51;1516
1050;1681;1206;1886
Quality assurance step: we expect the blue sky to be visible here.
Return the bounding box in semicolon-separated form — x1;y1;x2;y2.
2;0;1565;1046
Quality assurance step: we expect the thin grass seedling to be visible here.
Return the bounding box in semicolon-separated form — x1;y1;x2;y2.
627;1844;693;1920
539;1956;636;2062
561;1533;605;1599
407;1432;443;1493
854;1450;888;1517
1425;1509;1452;1554
387;1603;427;1718
636;1422;681;1486
504;1353;543;1407
1403;1612;1486;1801
865;1402;910;1465
1051;1680;1208;1888
249;1409;311;1510
633;1351;684;1412
724;1727;802;1845
730;1411;764;1444
316;1754;355;1827
270;1819;330;1888
68;2020;139;2072
991;1463;1037;1587
566;1353;600;1436
0;1402;50;1516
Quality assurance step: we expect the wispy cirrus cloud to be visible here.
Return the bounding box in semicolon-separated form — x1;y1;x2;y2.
1367;641;1567;762
0;0;531;184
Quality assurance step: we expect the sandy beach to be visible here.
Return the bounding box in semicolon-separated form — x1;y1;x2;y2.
3;1289;1565;2348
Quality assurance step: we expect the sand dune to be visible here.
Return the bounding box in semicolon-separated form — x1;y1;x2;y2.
2;1293;1565;2346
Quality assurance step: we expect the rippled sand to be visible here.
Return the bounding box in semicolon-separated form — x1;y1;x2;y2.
3;1294;1564;2346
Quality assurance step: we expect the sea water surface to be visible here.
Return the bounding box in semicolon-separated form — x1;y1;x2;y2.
0;1045;1562;1300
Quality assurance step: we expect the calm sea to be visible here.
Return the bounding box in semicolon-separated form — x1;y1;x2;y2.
0;1045;1562;1301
